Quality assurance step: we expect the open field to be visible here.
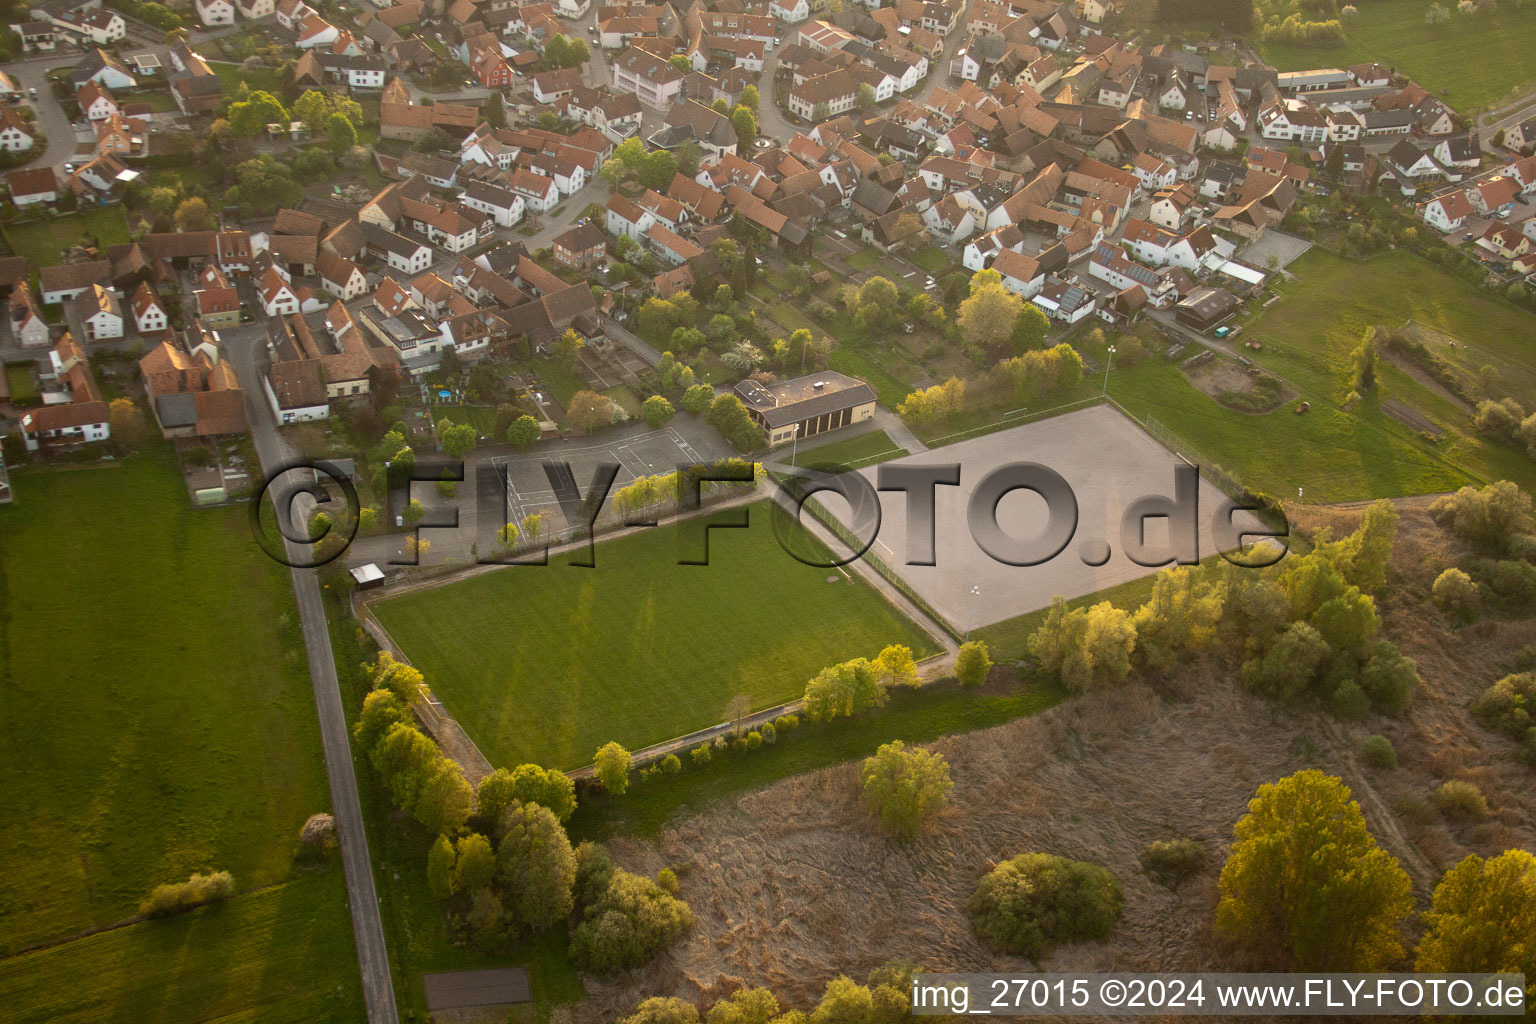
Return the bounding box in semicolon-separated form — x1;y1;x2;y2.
581;501;1536;1020
790;428;908;469
2;207;131;273
820;406;1261;631
1260;0;1536;112
372;501;941;770
1084;249;1536;502
0;873;362;1024
0;456;360;1021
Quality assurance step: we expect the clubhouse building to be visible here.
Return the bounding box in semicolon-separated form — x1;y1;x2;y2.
735;370;877;446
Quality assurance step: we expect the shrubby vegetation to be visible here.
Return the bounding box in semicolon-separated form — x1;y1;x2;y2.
1024;501;1421;719
570;865;694;972
620;960;915;1023
1471;672;1536;761
139;871;236;917
969;854;1124;959
1140;839;1206;889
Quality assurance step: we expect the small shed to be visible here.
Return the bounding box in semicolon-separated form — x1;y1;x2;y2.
1174;287;1240;331
349;563;386;590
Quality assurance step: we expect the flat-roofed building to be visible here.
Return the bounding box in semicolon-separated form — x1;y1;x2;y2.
734;370;877;446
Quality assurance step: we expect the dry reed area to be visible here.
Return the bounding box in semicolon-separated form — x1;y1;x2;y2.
583;499;1536;1018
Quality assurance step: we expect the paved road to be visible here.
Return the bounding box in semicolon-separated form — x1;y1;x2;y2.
225;325;401;1024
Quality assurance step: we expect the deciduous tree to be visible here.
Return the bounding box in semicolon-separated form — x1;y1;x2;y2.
567;390;616;434
955;639;991;687
860;740;953;840
1216;770;1413;970
496;801;576;931
594;741;632;794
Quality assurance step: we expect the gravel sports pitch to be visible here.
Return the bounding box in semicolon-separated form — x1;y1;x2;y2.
811;405;1268;631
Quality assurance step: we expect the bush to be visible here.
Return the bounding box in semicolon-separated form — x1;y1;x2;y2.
968;854;1123;959
759;721;777;745
1473;398;1526;442
1361;734;1397;769
1140;838;1206;888
1432;568;1480;621
1430;482;1535;552
1358;641;1419;714
744;730;763;750
569;869;693;972
1468;559;1536;612
1471;672;1536;739
955;639;992;687
1330;680;1371;719
774;714;799;732
655;867;679;894
1433;780;1490;821
659;753;682;774
689;743;711;767
139;871;236;917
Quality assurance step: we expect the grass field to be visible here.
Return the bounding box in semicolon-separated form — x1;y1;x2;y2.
0;456;361;1021
208;61;284;97
1260;0;1536;111
0;873;361;1024
568;676;1066;840
793;429;908;468
4;207;131;274
434;403;500;436
1089;249;1536;502
5;364;39;404
372;501;940;770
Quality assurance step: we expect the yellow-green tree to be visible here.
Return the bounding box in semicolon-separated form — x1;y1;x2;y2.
1415;850;1536;997
1216;770;1412;969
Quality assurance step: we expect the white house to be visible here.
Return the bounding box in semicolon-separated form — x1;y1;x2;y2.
461;181;525;228
363;223;433;274
55;9;127;45
317;254;367;300
295;13;341;48
237;0;276;17
509;169;560;213
771;0;810;21
259;270;301;317
77;82;118;122
992;248;1045;299
130;282;169;334
76;285;124;341
8;284;50;347
1421;190;1472;233
605;194;656;241
0;108;37;153
194;0;236;26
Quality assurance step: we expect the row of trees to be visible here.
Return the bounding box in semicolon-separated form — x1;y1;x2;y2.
802;641;990;723
352;655;694;966
1026;501;1421;718
896;376;965;427
620;961;917;1024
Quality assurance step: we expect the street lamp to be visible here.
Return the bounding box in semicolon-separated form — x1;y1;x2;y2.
965;584;980;641
1102;344;1117;396
790;421;802;467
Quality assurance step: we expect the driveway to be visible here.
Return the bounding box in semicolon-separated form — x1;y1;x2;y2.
6;58;80;171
